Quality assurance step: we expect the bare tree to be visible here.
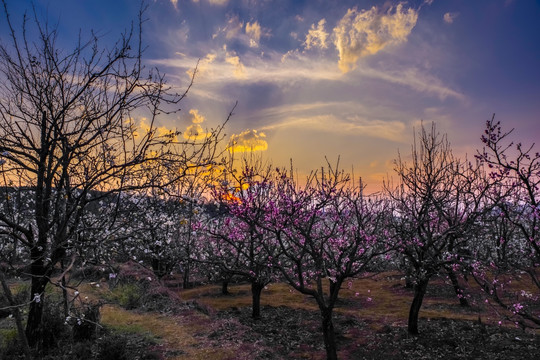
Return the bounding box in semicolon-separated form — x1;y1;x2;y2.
0;1;224;349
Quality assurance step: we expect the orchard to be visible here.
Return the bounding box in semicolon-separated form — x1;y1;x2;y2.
0;1;539;359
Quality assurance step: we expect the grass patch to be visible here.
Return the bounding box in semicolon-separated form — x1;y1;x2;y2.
105;283;144;310
100;303;239;360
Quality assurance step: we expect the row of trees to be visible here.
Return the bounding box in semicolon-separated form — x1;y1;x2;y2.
0;2;538;359
48;119;535;360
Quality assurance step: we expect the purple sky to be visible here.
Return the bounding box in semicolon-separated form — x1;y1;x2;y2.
3;0;540;191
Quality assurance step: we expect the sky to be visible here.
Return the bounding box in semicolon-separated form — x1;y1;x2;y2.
2;0;540;192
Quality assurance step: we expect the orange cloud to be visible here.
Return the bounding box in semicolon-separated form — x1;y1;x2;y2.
183;109;210;140
183;124;210;140
188;109;205;124
135;117;178;141
227;129;268;153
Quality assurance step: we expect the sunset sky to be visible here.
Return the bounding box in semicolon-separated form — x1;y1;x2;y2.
3;0;540;191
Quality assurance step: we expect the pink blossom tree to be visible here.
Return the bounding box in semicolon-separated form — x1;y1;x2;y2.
260;162;390;360
385;123;488;335
472;116;540;328
200;158;281;318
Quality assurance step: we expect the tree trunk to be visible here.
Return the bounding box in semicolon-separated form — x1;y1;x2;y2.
151;258;164;279
447;269;469;307
408;278;429;335
61;260;69;319
405;276;414;289
405;263;414;289
321;307;338;360
182;261;191;289
222;279;230;295
251;281;264;319
25;274;49;348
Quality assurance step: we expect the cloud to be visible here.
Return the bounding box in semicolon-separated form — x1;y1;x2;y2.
187;109;205;123
184;49;247;82
246;21;262;47
136;117;178;141
152;41;466;105
267;116;406;142
227;129;268;153
443;12;459;24
183;123;211;140
214;17;269;48
182;109;210;140
195;0;228;5
186;53;216;79
355;66;465;101
254;100;416;134
152;47;464;103
213;14;243;40
333;4;419;73
170;0;178;9
225;51;247;79
304;19;329;50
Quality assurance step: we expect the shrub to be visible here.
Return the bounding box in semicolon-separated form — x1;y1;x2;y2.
0;329;20;358
106;283;144;310
96;333;129;360
71;302;103;342
0;283;29;319
68;341;95;360
37;295;71;354
106;264;180;312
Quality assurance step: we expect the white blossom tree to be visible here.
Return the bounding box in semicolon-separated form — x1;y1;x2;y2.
0;1;225;349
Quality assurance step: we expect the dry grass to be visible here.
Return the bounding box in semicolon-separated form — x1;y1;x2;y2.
100;304;238;360
181;272;485;325
182;282;319;311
